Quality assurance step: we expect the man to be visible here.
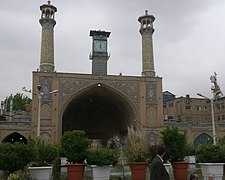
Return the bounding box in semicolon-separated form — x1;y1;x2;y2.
190;172;199;180
150;144;170;180
208;173;215;180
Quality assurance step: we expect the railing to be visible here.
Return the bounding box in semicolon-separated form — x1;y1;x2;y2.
0;118;31;126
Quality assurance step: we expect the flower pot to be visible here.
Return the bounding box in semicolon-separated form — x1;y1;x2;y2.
164;163;171;174
91;165;112;180
171;161;188;180
66;164;86;180
28;166;53;180
129;162;148;180
199;163;224;180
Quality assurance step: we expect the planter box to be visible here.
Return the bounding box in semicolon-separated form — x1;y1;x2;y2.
199;163;224;180
91;165;112;180
28;166;53;180
164;163;171;174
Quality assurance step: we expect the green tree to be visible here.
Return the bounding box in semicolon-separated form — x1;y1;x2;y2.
4;93;31;111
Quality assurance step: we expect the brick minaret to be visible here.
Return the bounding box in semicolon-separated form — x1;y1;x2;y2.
138;10;155;77
39;1;57;72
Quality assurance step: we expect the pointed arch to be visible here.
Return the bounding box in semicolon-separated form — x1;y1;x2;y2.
194;132;213;145
61;83;138;144
2;132;28;143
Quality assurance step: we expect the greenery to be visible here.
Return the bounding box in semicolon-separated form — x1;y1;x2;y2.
4;93;31;111
196;143;225;163
61;130;89;164
161;126;187;162
124;126;149;163
87;148;118;166
8;173;20;180
29;138;59;167
185;143;196;156
0;142;33;174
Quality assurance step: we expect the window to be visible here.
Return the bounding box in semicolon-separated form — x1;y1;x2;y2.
185;105;191;110
216;103;221;110
222;115;225;121
196;106;202;111
203;106;207;111
168;103;174;108
217;115;221;121
196;117;201;123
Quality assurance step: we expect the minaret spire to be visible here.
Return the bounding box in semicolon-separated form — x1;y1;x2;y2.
138;10;155;77
39;1;57;72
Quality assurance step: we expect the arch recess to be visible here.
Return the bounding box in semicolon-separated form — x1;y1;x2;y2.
61;83;138;144
2;132;28;143
194;132;213;145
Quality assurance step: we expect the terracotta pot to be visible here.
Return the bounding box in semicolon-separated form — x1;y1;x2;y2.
171;161;188;180
129;162;148;180
66;163;86;180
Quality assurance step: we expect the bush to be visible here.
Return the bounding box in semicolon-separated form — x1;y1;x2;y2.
87;148;118;166
161;126;187;162
196;144;224;163
0;142;33;174
61;130;89;164
29;138;59;166
185;143;196;156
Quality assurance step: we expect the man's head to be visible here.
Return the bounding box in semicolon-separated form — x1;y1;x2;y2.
156;144;166;156
190;172;199;180
208;173;215;180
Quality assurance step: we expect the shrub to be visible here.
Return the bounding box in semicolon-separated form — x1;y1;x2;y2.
87;148;118;166
124;126;149;162
196;144;224;163
61;130;89;164
0;142;33;174
161;126;187;161
29;138;59;166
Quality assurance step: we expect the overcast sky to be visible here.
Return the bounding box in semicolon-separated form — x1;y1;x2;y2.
0;0;225;101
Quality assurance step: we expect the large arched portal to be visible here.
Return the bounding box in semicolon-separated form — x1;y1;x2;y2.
62;84;137;144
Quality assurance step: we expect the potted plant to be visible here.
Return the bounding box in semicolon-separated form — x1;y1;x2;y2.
0;142;33;179
28;138;59;180
87;147;118;180
161;126;188;180
124;126;149;180
196;143;225;180
61;130;89;180
185;143;197;169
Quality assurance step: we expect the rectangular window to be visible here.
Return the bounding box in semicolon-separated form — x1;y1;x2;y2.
196;106;202;111
218;115;221;121
222;114;225;121
185;105;191;110
203;106;207;111
216;103;221;110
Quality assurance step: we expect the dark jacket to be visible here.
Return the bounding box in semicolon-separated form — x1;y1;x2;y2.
150;155;170;180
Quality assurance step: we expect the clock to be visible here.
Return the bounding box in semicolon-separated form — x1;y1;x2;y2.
93;40;107;52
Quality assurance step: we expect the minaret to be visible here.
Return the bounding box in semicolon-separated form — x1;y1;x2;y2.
138;10;155;77
39;1;57;72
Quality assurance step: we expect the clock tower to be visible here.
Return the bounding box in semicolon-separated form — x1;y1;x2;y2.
89;30;111;75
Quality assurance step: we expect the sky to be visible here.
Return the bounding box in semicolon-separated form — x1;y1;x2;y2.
0;0;225;101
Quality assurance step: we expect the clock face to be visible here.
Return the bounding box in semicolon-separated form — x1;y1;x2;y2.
93;40;107;52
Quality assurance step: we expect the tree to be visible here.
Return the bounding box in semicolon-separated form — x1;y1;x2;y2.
3;93;31;111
